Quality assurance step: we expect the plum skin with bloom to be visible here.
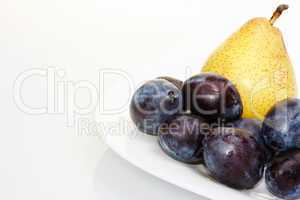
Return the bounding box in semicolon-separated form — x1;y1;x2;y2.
265;149;300;200
130;79;182;135
158;114;209;164
203;127;265;189
262;98;300;153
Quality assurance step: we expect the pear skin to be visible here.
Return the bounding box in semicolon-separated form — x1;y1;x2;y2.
202;5;297;119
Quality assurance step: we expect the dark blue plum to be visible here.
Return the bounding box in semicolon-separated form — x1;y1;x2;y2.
262;98;300;153
182;73;243;122
158;114;209;164
227;118;273;162
130;79;182;135
265;149;300;200
203;128;265;189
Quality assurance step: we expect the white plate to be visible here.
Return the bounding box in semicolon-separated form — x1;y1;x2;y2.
104;120;277;200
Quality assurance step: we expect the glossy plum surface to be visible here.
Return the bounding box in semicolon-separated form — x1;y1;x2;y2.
203;128;264;189
265;149;300;200
227;118;273;161
228;119;262;142
182;73;243;122
157;76;183;89
158;114;209;164
262;98;300;153
130;79;182;135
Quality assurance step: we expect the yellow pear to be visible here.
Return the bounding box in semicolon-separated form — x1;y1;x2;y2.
202;5;297;119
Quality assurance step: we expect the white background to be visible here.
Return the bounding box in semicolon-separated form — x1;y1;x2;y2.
1;0;300;200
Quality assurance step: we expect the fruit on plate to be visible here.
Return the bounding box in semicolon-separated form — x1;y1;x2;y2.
202;5;297;120
128;4;300;199
157;76;183;89
130;79;182;135
182;73;243;122
158;114;209;164
227;118;273;161
203;127;264;189
262;98;300;153
265;149;300;200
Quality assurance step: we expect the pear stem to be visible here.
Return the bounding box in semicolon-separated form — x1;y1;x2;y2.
270;4;289;25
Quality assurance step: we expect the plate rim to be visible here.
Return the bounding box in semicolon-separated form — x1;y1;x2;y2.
104;122;265;200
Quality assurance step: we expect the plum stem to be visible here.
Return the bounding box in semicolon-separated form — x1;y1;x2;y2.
168;91;176;104
270;4;289;26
